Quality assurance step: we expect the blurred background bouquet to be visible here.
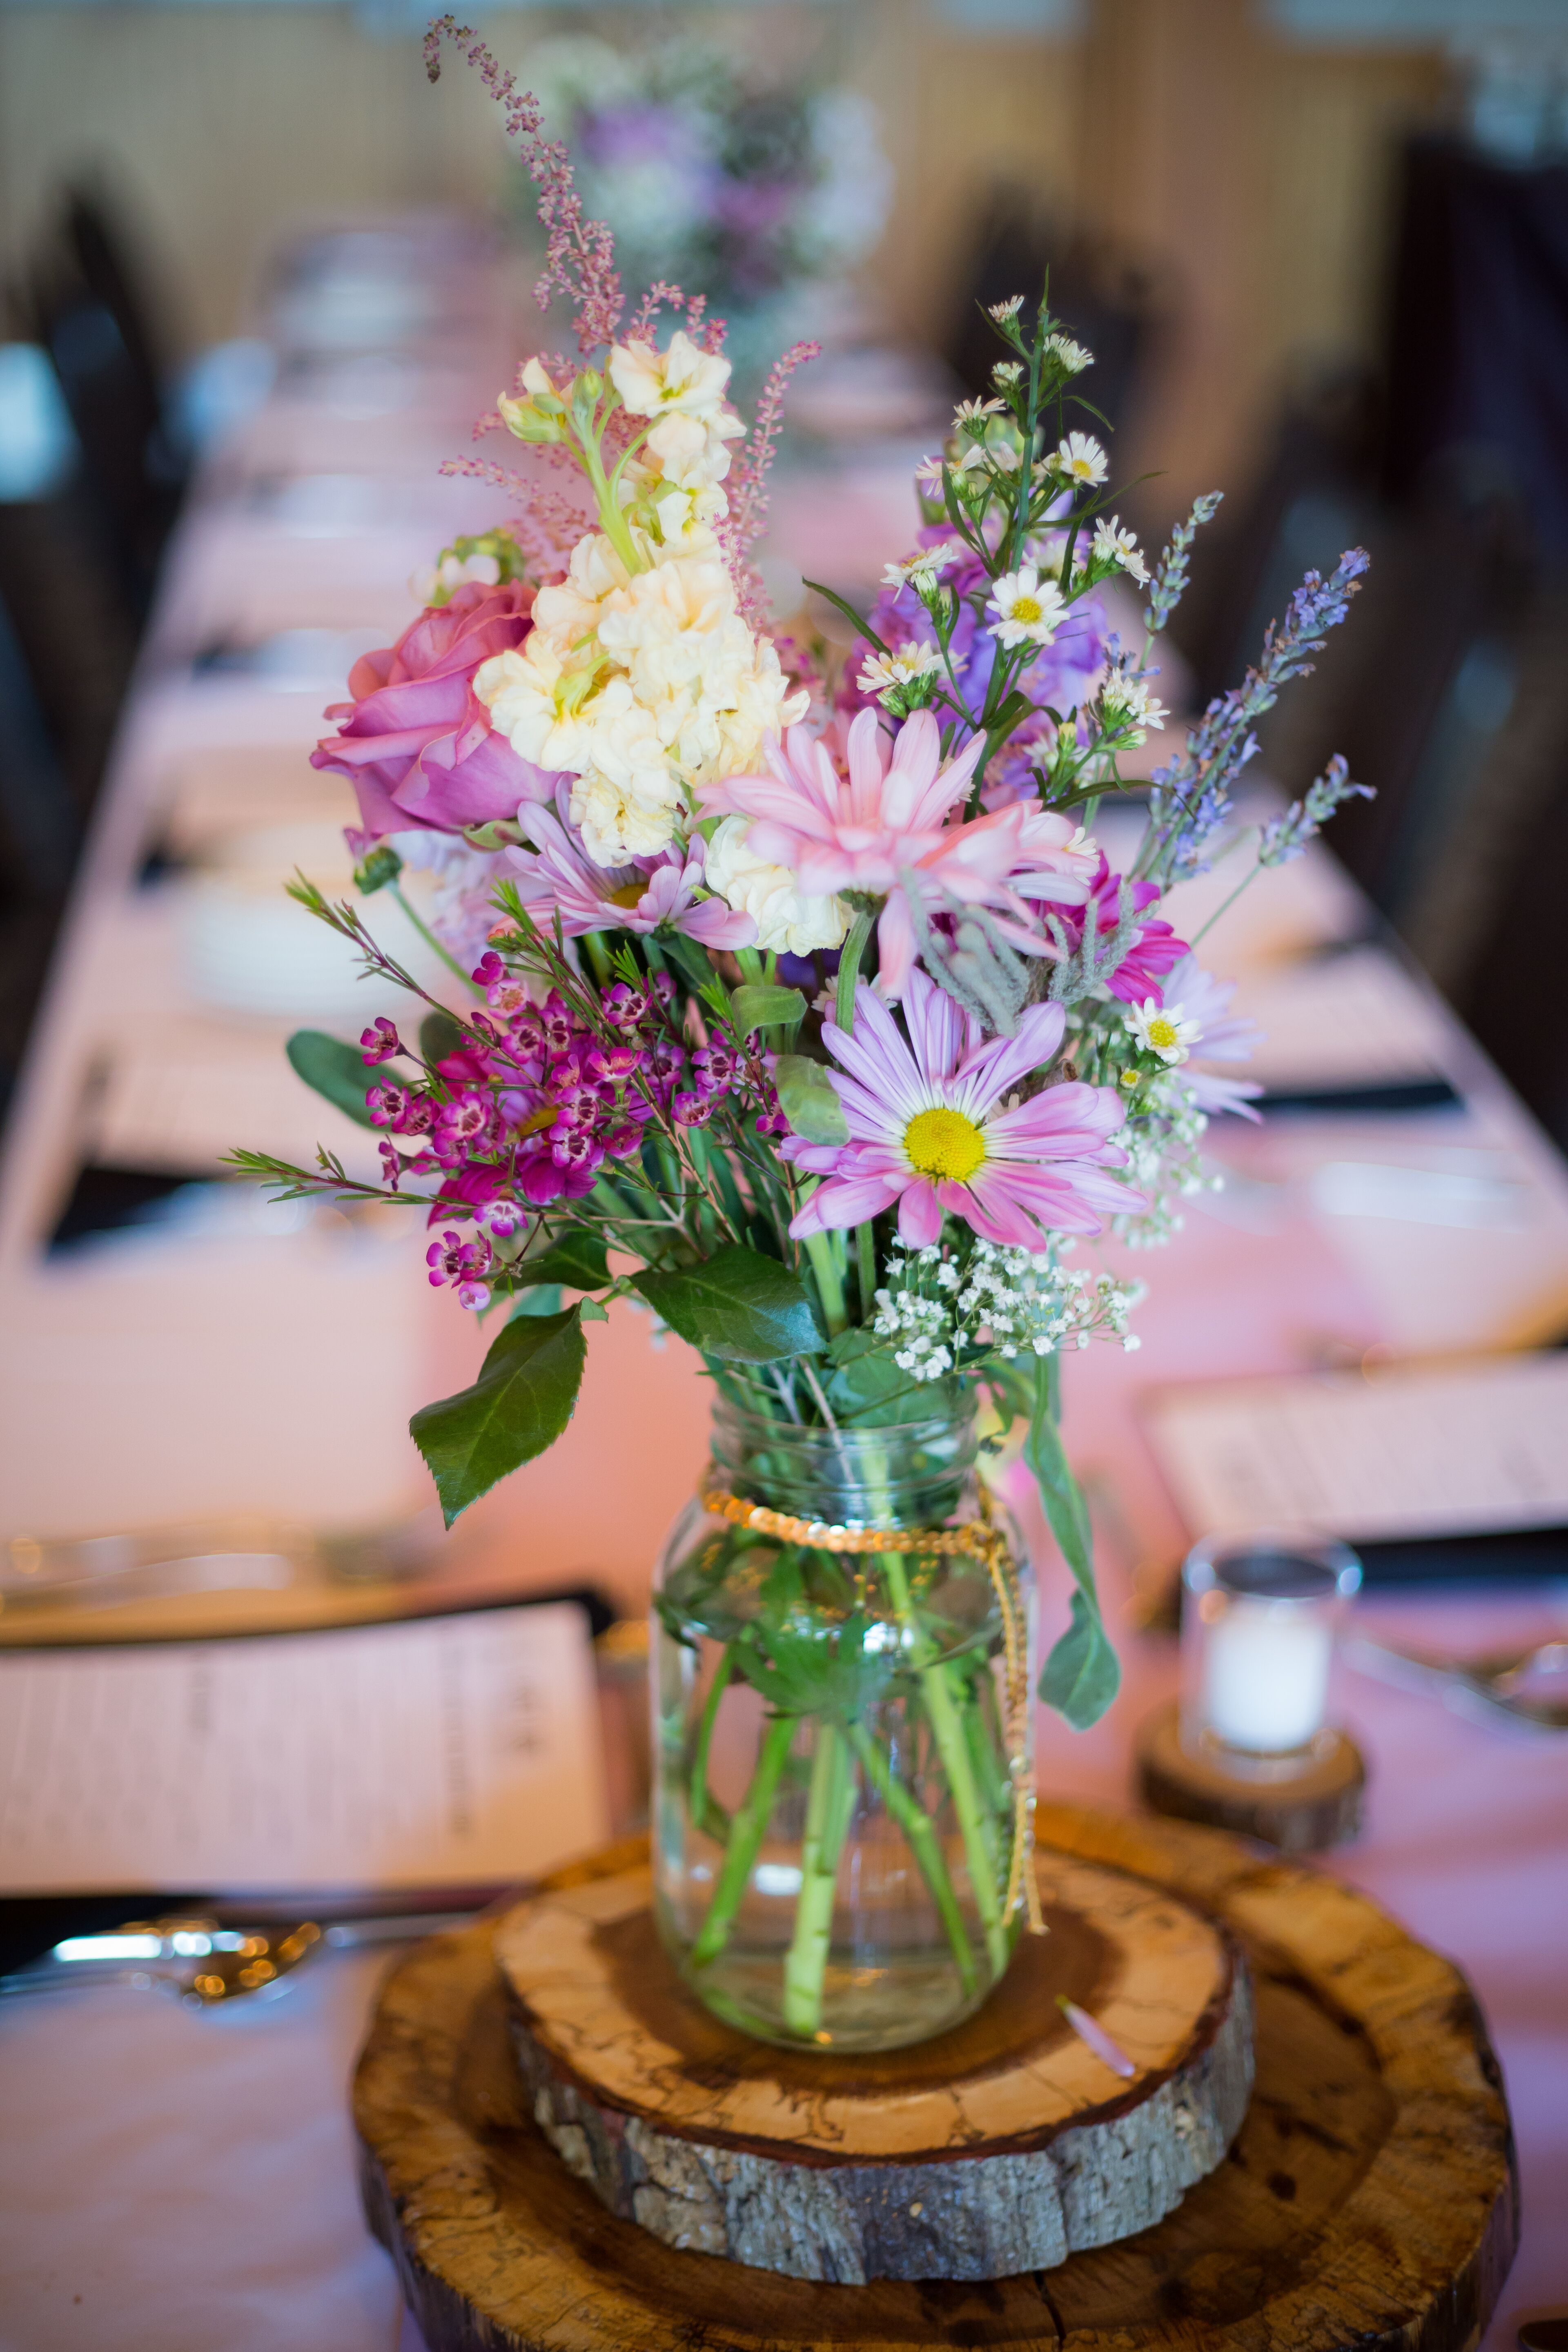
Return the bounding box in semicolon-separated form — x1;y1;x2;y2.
510;30;892;385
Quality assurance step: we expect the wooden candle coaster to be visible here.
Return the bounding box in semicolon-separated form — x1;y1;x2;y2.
354;1806;1517;2352
494;1848;1251;2281
1136;1699;1367;1852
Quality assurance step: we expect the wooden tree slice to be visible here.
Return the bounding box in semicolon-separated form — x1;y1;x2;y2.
353;1806;1518;2352
493;1850;1252;2280
1136;1699;1368;1852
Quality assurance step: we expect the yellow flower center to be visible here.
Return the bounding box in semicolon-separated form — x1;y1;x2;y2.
607;882;646;909
1010;594;1044;625
904;1105;986;1183
1145;1015;1180;1051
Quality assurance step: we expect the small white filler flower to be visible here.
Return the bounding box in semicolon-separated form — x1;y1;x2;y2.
1091;513;1150;585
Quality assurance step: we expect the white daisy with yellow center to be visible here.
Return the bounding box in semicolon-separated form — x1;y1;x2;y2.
1127;998;1202;1067
986;564;1066;651
1049;431;1108;488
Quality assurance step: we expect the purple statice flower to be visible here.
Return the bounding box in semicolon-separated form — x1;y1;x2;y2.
1145;548;1370;882
360;1017;402;1066
426;1229;493;1311
786;967;1139;1249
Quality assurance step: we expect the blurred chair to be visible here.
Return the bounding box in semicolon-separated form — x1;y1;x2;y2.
1460;745;1568;1156
1168;368;1381;710
1314;457;1524;915
24;181;189;623
944;193;1166;449
0;323;136;1126
1381;134;1568;569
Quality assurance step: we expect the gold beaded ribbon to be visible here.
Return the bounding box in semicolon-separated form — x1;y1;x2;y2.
700;1480;1045;1936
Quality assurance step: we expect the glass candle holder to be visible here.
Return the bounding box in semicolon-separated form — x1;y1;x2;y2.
1180;1531;1361;1777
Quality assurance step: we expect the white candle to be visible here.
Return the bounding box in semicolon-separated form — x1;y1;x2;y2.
1200;1599;1332;1753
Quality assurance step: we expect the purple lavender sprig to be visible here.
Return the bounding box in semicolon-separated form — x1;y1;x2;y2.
1256;753;1374;866
1138;547;1370;884
1143;490;1223;641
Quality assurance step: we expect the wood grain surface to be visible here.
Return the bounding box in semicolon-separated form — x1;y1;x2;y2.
1135;1700;1368;1853
353;1805;1518;2352
494;1850;1252;2279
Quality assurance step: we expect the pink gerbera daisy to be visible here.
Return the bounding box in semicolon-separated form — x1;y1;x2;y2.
786;968;1139;1248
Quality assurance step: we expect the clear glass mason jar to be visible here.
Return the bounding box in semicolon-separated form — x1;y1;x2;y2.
651;1395;1034;2053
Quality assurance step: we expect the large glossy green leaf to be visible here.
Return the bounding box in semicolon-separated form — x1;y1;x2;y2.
419;1009;467;1067
510;1231;610;1292
633;1245;822;1363
729;983;805;1038
285;1030;379;1128
773;1054;849;1146
410;1305;586;1526
1026;1360;1120;1728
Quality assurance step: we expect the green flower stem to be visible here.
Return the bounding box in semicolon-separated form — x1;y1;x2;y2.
846;1722;978;2000
855;1222;878;1321
882;1554;1011;1983
388;884;478;994
688;1647;734;1842
781;1723;855;2037
690;1711;797;1970
801;1227;848;1336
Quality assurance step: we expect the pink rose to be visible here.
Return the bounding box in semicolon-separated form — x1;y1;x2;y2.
311;580;558;848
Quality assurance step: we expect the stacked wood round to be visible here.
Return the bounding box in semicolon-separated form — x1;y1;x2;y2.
353;1804;1517;2352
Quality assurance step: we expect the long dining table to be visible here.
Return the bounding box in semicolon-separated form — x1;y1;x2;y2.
1;215;1564;2352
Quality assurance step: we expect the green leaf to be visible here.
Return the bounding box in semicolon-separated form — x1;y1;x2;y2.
1026;1360;1120;1729
633;1245;823;1363
419;1010;467;1067
507;1283;562;1320
729;983;805;1038
773;1055;849;1147
410;1306;587;1526
803;579;887;657
729;1613;894;1724
823;1327;932;1428
285;1030;379;1128
511;1231;610;1292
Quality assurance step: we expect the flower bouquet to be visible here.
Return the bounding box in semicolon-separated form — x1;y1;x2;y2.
236;19;1367;2052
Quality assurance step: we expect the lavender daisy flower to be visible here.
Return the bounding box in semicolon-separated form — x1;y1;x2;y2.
786;967;1139;1249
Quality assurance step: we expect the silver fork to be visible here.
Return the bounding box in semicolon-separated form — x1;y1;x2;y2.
0;1909;479;2007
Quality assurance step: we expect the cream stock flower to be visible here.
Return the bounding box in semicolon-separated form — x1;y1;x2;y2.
609;330;733;421
702;815;850;957
476;525;807;866
644;404;746;491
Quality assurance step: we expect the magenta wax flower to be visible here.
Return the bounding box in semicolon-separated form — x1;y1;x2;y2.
359;1016;402;1065
426;1229;493;1307
311;580;560;848
788;968;1139;1249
